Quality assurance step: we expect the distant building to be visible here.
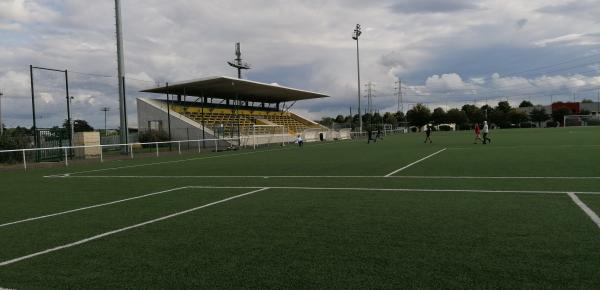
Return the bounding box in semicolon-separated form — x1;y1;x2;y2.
517;101;600;128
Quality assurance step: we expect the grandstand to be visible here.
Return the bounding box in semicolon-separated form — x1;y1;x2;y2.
138;76;329;146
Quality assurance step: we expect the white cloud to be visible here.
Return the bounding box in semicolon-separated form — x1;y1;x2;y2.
39;92;54;104
535;33;600;47
425;73;476;93
1;0;600;127
0;0;57;23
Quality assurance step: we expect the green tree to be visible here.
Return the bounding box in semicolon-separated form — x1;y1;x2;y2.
488;109;509;128
394;111;406;124
0;127;33;162
351;114;360;130
497;101;512;113
461;104;486;124
383;112;398;127
63;119;95;133
431;107;447;125
581;99;594;103
334;115;345;123
372;112;383;125
519;100;533;108
318;117;334;127
480;105;492;120
406;104;431;129
508;109;529;127
552;107;572;126
446;109;469;129
529;107;550;127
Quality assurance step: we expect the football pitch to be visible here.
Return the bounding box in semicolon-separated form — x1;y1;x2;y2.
1;127;600;289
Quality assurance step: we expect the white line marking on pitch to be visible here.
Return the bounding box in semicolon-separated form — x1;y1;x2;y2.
0;187;269;267
390;176;600;179
186;185;600;195
49;176;339;179
51;175;600;180
384;148;447;177
0;187;188;228
567;192;600;230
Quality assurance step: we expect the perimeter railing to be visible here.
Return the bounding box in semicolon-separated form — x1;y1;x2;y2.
0;134;292;171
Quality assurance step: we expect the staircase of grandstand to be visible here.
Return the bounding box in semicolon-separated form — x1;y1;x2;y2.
167;102;320;135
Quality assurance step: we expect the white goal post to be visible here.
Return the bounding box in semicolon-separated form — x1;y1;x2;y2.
245;125;288;149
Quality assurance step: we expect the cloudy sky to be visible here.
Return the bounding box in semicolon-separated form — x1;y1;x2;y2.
1;0;600;128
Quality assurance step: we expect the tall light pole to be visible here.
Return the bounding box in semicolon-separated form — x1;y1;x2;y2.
0;89;3;136
115;0;128;148
597;89;599;119
394;79;403;113
352;24;362;133
65;69;73;147
364;81;375;114
101;107;111;136
66;94;74;147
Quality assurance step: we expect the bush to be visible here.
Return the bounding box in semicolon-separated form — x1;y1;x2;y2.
138;130;170;145
438;125;452;131
546;121;559;128
586;119;600;126
520;122;536;128
0;132;32;163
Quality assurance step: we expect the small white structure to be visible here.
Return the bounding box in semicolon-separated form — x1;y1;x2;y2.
74;132;101;159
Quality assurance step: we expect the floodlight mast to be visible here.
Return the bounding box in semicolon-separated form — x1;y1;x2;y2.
100;107;111;136
0;89;3;136
115;0;128;149
227;42;251;79
352;24;362;133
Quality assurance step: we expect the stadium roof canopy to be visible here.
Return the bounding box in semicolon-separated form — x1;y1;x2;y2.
141;76;329;103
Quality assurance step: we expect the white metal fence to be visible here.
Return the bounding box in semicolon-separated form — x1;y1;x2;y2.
0;134;289;171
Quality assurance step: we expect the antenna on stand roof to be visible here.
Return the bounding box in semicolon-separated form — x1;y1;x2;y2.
227;42;251;79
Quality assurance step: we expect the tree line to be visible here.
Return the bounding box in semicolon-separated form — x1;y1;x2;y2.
317;100;586;131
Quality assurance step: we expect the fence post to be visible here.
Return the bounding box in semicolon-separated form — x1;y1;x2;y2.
281;126;285;146
214;139;218;152
22;150;27;171
64;148;68;166
253;126;256;150
130;144;134;159
178;142;181;155
156;143;159;157
197;140;201;153
100;146;103;163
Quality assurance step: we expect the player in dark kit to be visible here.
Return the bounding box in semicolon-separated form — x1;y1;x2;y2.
424;124;433;143
367;129;375;143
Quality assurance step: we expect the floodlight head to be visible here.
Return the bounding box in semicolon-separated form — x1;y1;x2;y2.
352;24;362;40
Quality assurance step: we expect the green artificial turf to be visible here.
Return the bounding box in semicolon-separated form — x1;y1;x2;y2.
1;127;600;289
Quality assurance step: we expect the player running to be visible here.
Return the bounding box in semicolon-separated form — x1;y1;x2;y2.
367;128;376;143
424;124;433;143
375;128;383;141
482;121;491;144
296;135;304;147
473;123;483;144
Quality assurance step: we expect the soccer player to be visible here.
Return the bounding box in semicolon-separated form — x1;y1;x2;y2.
473;123;483;144
375;128;383;141
367;129;375;143
424;124;432;143
296;135;304;147
482;121;491;144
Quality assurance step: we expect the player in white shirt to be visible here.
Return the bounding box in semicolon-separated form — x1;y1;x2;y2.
296;135;304;147
482;121;491;144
